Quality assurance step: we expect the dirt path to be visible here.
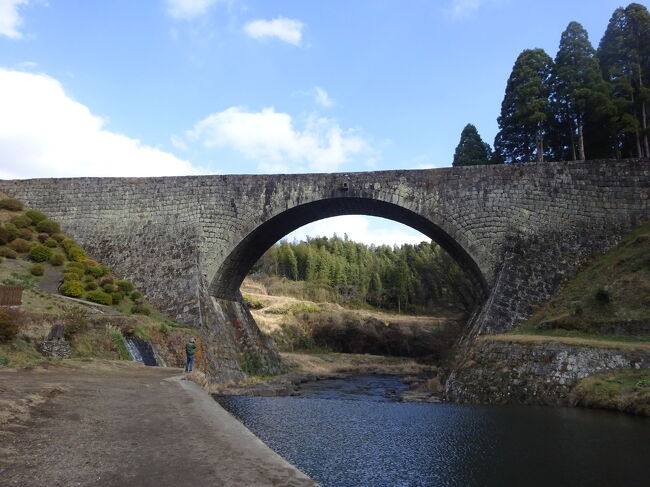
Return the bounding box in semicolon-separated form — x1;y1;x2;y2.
0;361;317;487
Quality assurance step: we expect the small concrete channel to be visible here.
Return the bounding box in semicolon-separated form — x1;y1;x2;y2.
124;336;158;366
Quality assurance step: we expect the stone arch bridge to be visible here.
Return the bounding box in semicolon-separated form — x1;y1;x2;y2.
1;159;649;380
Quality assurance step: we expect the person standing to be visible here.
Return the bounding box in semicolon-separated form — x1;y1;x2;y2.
185;337;197;372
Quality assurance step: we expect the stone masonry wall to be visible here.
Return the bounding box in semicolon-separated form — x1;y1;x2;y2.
445;338;649;405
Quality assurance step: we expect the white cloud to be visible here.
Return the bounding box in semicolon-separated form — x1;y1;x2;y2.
0;69;201;178
164;0;222;21
313;86;333;108
285;216;430;247
244;17;304;46
0;0;29;39
185;106;371;173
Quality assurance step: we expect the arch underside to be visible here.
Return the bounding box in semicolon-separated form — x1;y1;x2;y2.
209;197;488;301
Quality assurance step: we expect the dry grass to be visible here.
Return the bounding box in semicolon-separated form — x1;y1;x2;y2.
483;334;650;351
0;383;70;427
280;351;432;376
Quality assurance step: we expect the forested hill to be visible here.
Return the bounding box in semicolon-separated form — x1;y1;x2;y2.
249;236;478;314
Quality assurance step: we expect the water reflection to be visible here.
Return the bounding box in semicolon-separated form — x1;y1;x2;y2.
216;376;650;487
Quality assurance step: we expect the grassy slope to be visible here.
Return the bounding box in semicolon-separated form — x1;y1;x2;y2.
513;221;650;340
0;196;196;369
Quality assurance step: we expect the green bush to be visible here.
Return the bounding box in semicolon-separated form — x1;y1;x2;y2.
131;304;150;315
102;283;118;293
116;280;134;293
0;226;11;245
52;233;66;243
594;288;610;304
36;233;49;243
0;247;17;259
66;261;84;272
3;223;19;242
67;246;86;262
100;276;114;285
10;215;31;228
9;238;31;253
130;291;142;301
111;291;124;304
35;219;60;235
0;309;20;342
85;280;98;290
30;264;44;276
29;244;52;262
0;198;23;211
44;237;58;248
25;210;47;224
49;253;64;266
64;271;83;281
60;280;84;298
86;265;105;278
86;290;113;306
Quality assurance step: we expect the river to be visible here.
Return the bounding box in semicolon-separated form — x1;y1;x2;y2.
215;375;650;487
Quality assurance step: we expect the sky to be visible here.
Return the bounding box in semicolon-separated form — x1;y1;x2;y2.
0;0;643;246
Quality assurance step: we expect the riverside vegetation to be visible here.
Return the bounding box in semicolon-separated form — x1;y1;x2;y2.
0;194;201;370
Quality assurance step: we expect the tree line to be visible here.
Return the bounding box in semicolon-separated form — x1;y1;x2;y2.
251;235;478;313
453;3;650;166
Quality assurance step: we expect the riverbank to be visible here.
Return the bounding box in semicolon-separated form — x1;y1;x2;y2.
205;351;443;402
0;360;317;486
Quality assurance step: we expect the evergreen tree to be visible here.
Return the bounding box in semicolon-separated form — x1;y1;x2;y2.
552;22;613;160
599;4;650;158
494;49;554;163
452;124;493;166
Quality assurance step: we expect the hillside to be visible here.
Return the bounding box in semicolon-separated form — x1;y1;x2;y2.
516;221;650;340
241;276;464;361
0;194;200;369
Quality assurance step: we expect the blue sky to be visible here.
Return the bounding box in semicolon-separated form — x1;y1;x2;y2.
0;0;641;245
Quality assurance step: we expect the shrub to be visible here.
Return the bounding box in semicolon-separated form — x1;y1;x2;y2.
85;280;98;290
100;276;115;285
36;232;50;243
52;233;66;243
19;228;34;241
0;247;17;259
66;246;86;262
25;210;47;224
3;223;19;242
10;215;32;228
64;271;83;281
66;262;85;273
130;291;142;301
60;280;84;298
86;265;105;278
29;244;52;262
0;309;20;342
49;253;64;266
30;264;44;276
102;283;117;293
62;306;90;339
0;227;10;245
44;237;58;248
594;288;611;304
35;219;60;235
116;280;133;293
86;290;113;306
9;238;31;253
111;291;124;304
0;198;23;211
131;304;150;315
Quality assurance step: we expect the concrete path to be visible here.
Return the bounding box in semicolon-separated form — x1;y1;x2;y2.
0;362;318;486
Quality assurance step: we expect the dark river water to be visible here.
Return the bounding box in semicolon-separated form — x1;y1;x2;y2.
215;375;650;487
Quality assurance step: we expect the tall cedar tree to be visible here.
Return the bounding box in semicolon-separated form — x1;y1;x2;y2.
598;3;650;158
495;49;554;163
552;22;613;160
452;124;493;166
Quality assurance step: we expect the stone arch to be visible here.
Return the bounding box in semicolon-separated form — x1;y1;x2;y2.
209;197;488;301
